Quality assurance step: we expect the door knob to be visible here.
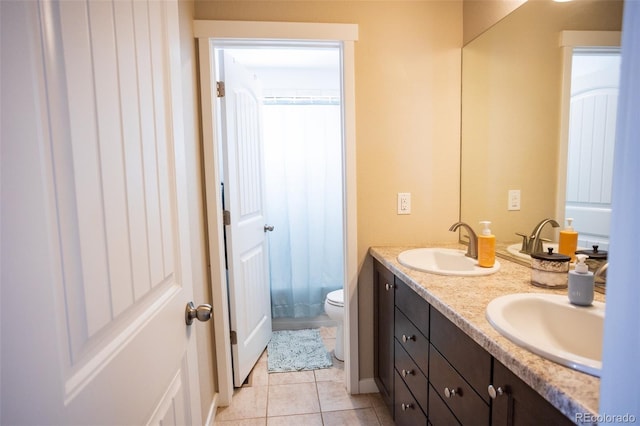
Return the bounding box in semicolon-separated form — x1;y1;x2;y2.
264;225;274;232
185;302;213;325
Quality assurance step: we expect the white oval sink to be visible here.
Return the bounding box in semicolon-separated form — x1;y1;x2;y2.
486;293;604;376
397;248;500;276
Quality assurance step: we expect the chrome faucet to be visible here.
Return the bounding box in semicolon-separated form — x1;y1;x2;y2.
595;262;608;283
449;221;478;259
524;218;560;254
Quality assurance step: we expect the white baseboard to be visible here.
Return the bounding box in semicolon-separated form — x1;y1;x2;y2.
358;378;379;394
203;393;219;426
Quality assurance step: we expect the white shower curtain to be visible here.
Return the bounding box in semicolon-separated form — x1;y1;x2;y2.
263;103;344;318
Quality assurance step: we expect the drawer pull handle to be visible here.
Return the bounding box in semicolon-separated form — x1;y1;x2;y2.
444;387;458;398
402;334;416;343
385;283;395;291
401;403;413;411
401;369;414;378
488;385;505;399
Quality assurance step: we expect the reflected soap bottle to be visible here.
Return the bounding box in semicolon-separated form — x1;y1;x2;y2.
558;218;578;262
478;221;496;268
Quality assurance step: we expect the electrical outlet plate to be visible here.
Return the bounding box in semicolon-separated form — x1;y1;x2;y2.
398;192;411;215
508;189;521;211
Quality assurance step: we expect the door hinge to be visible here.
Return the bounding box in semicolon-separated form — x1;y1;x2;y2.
216;81;225;98
230;330;237;345
223;210;231;225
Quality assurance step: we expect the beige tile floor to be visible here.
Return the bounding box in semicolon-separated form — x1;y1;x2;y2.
214;327;393;426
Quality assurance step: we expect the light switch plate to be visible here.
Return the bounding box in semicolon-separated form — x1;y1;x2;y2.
508;189;521;211
398;192;411;215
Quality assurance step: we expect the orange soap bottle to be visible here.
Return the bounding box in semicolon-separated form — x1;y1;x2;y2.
558;218;578;262
478;221;496;268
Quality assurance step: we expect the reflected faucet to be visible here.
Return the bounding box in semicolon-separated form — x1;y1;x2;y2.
449;221;478;259
526;218;560;254
595;262;608;283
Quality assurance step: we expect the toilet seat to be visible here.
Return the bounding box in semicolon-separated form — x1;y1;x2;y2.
326;289;343;307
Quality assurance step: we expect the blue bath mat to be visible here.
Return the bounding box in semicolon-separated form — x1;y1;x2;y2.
267;329;333;372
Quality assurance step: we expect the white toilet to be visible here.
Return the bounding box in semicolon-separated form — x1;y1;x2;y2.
324;289;344;361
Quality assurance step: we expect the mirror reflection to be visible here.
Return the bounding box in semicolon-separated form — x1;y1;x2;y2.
460;0;623;264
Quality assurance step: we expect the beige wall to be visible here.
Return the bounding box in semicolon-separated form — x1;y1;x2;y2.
463;0;526;45
194;1;463;383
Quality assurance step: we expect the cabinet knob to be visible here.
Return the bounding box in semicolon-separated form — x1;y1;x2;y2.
385;282;395;291
401;403;413;411
401;334;416;343
401;369;414;378
444;387;458;398
488;384;505;399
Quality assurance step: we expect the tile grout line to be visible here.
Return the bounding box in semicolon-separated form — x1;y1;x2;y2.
313;363;326;425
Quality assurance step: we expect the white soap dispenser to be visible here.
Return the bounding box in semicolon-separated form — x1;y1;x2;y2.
568;254;594;306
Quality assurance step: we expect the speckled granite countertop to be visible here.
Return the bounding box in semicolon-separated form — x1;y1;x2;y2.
369;245;605;425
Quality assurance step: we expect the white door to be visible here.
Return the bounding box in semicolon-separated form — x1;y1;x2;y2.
1;1;202;424
565;51;620;249
218;51;273;387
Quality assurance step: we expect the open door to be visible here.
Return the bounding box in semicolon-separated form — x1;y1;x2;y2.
1;1;202;424
218;51;273;387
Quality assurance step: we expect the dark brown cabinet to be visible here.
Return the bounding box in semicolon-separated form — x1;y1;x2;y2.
490;360;574;426
394;371;428;426
373;260;575;426
374;260;396;413
394;275;430;421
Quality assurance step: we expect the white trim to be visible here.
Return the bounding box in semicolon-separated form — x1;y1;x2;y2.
194;20;358;41
559;30;621;48
204;392;218;426
197;38;235;405
195;20;359;405
555;31;621;228
341;39;359;395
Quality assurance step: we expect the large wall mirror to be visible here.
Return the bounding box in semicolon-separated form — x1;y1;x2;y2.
460;0;623;265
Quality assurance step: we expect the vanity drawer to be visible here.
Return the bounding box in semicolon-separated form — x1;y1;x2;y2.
429;344;490;425
428;384;461;426
395;339;428;411
394;370;428;426
395;308;429;376
430;308;491;401
395;277;430;336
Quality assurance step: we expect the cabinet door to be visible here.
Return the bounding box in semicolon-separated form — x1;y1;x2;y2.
374;261;395;412
395;371;428;426
491;361;574;426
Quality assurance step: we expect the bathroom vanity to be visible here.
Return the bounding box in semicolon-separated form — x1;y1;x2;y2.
371;245;604;425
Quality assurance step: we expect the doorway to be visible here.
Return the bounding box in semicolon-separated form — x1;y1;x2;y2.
557;31;621;255
194;20;359;405
220;46;345;331
565;48;620;250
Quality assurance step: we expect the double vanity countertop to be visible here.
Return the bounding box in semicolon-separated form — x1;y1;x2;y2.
369;244;605;424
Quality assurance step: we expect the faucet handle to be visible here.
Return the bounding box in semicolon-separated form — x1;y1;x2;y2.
516;233;529;253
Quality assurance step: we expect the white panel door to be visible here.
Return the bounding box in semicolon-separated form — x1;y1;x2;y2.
219;51;273;387
566;52;620;249
1;1;201;424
